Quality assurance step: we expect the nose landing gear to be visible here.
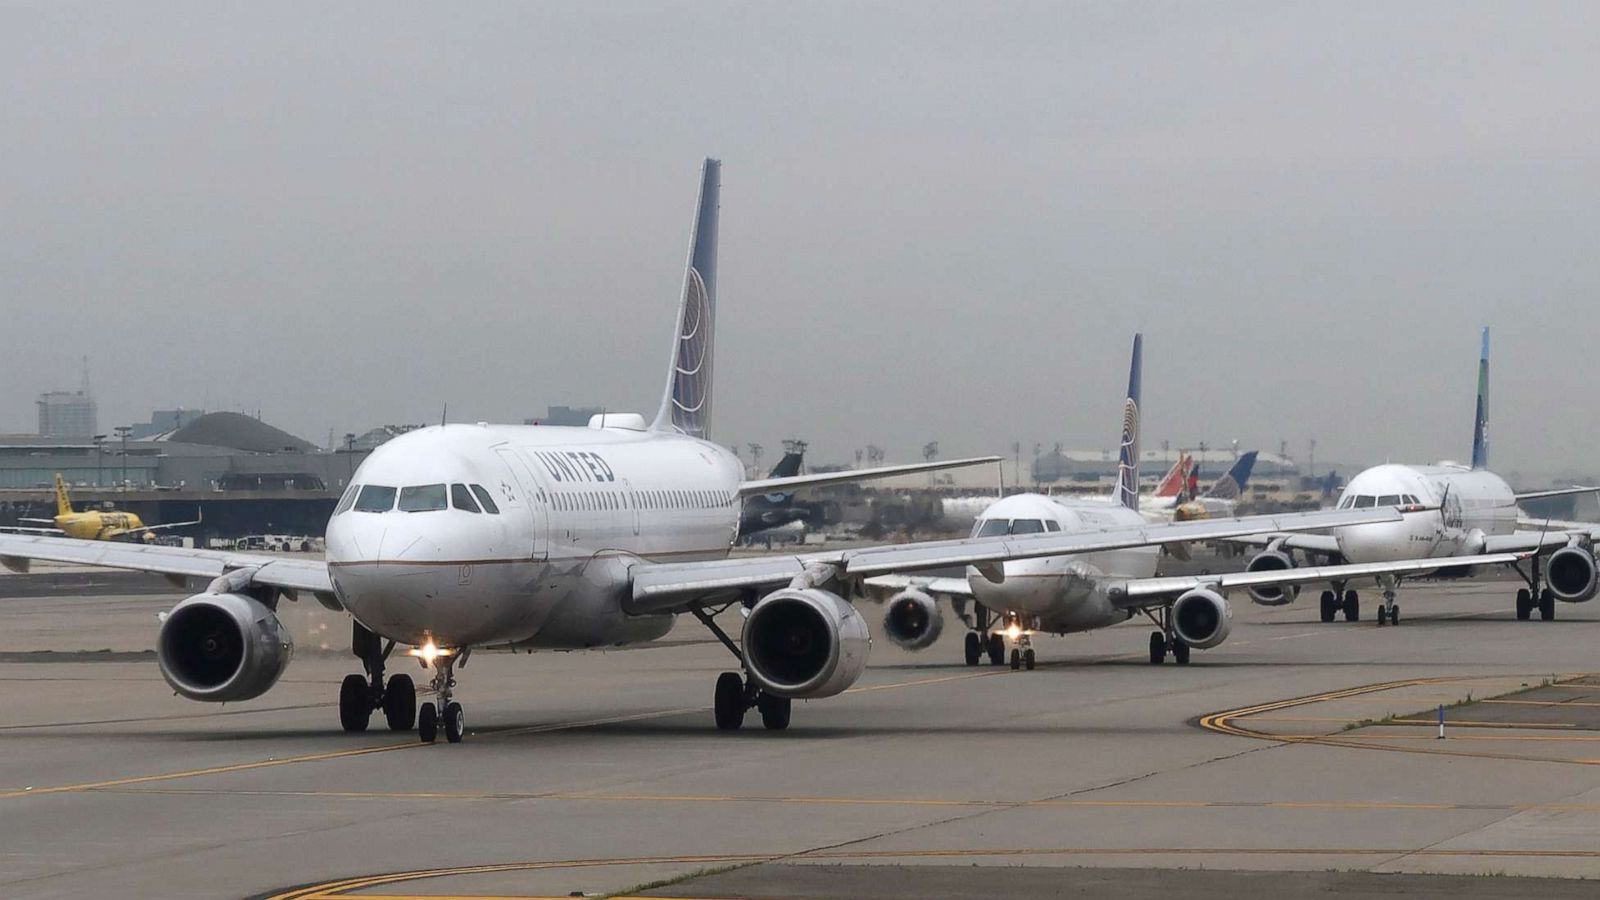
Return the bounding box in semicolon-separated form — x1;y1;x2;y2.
339;624;418;734
417;649;466;744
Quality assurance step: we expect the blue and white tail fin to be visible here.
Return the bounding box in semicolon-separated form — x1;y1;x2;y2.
1202;450;1258;501
1470;326;1489;470
1115;334;1142;511
650;158;721;440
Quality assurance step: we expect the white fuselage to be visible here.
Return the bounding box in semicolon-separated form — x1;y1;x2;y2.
324;423;743;650
963;494;1159;633
1329;463;1518;563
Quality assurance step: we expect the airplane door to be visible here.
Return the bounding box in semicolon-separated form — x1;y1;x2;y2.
493;447;549;562
622;478;640;536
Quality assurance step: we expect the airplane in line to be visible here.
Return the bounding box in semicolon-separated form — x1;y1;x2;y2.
0;473;200;542
1234;328;1600;626
869;335;1519;670
1142;451;1259;522
0;160;1407;743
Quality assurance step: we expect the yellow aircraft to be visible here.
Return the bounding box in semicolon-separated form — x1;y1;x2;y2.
7;474;200;542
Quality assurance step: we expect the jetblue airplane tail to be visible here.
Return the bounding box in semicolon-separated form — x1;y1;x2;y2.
651;158;721;440
1203;450;1258;501
1115;334;1142;511
1470;326;1489;470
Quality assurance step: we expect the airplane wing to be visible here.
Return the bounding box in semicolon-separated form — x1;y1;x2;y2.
860;573;974;599
625;506;1401;614
0;525;66;535
1484;528;1597;554
133;517;204;534
738;456;1000;497
1515;486;1600;502
1114;552;1523;609
0;533;332;598
1218;532;1343;555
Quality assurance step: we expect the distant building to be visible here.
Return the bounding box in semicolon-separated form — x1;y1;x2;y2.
129;408;206;439
36;391;97;439
527;405;604;427
349;424;425;452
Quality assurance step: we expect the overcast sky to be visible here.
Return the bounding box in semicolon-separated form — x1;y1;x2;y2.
4;2;1599;479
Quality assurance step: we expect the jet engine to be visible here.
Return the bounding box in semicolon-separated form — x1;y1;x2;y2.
1172;588;1232;649
742;588;870;699
882;588;943;651
157;592;294;702
1244;549;1298;606
1546;546;1599;603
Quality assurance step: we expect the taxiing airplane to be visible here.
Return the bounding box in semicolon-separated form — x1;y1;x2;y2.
0;160;1408;743
868;336;1518;670
2;474;200;542
1142;451;1258;522
1233;328;1600;626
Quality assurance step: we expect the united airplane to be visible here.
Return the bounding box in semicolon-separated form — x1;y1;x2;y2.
0;160;1409;742
868;336;1518;670
1234;328;1600;626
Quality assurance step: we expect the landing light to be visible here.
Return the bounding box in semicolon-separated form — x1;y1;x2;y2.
408;641;454;663
1005;624;1023;641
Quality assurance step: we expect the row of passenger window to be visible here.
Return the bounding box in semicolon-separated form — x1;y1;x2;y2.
336;483;501;515
549;487;732;513
1337;493;1420;509
971;518;1062;538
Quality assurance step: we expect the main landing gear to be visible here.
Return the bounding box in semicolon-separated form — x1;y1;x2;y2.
1513;554;1558;622
339;623;417;734
695;607;791;732
418;648;467;744
1318;584;1360;623
1143;607;1190;665
961;603;1009;667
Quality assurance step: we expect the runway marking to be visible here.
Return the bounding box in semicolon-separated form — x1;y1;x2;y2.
0;664;1021;803
1482;698;1600;707
262;844;1600;899
1199;675;1600;766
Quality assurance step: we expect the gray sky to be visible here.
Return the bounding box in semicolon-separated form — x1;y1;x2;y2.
4;2;1599;478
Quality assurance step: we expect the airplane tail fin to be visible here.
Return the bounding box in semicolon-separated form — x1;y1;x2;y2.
768;450;804;480
1152;452;1191;499
1470;327;1489;470
650;158;720;440
1115;334;1142;511
1203;450;1258;501
53;473;72;517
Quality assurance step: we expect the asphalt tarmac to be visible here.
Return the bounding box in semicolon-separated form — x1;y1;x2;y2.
3;563;1599;899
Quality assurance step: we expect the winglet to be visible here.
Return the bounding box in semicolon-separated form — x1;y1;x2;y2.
1115;334;1142;511
650;158;720;440
1470;326;1489;470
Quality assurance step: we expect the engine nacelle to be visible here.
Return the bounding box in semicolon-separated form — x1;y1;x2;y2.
882;589;943;651
742;588;870;699
157;592;294;702
1245;549;1298;606
1172;588;1232;650
1547;546;1599;603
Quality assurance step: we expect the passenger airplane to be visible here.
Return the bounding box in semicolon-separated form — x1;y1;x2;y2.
869;336;1518;670
0;160;1407;743
1235;328;1600;625
1142;451;1258;522
0;474;200;541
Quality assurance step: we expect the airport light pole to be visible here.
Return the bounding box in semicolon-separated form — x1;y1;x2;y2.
115;425;131;490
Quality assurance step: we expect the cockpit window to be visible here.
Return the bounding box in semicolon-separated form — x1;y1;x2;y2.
398;484;448;512
451;483;481;513
334;484;359;515
1353;495;1376;509
974;519;1010;538
1377;494;1401;507
469;484;500;514
1339;496;1354;509
354;484;397;513
1402;494;1418;505
1045;519;1061;532
1010;519;1046;535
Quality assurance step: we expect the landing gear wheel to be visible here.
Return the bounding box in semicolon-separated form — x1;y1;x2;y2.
383;674;416;731
986;634;1005;666
443;701;465;743
1149;631;1167;665
964;632;982;666
1376;605;1388;626
418;701;438;744
1540;589;1556;621
1516;588;1532;620
1023;648;1036;671
1319;590;1338;623
714;671;746;731
339;673;371;733
1342;590;1360;622
1010;648;1021;670
758;693;791;730
1389;605;1400;625
1171;638;1191;665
